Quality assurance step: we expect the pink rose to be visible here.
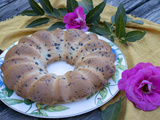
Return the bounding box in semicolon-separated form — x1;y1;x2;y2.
118;62;160;111
63;6;88;32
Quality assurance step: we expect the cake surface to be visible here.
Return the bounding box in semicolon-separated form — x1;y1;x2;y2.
1;28;116;105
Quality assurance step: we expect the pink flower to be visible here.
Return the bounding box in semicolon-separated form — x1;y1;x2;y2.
118;62;160;111
63;6;88;32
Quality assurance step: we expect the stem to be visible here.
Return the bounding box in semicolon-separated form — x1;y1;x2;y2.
119;38;129;46
125;42;129;46
25;104;32;113
121;96;126;100
46;14;63;21
38;109;43;115
86;24;101;28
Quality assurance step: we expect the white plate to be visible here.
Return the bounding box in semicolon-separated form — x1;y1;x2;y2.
0;33;127;118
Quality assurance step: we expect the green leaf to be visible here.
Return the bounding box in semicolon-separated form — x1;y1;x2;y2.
87;92;97;100
104;21;114;32
58;8;68;17
105;82;110;87
125;31;146;42
101;98;122;120
115;3;127;25
92;16;101;25
44;105;69;112
21;10;38;16
24;99;34;105
39;110;48;116
89;25;98;33
30;110;40;116
39;0;53;15
52;8;62;18
86;0;106;23
115;13;126;38
97;98;103;105
29;0;44;15
26;17;50;28
119;39;127;44
99;88;108;100
36;103;45;109
95;27;112;36
111;14;115;25
132;20;144;24
2;99;24;105
5;87;14;97
78;0;93;14
30;110;48;116
118;58;123;64
0;92;6;98
107;36;114;42
67;0;78;12
39;0;61;18
48;22;65;31
116;64;126;70
112;68;119;83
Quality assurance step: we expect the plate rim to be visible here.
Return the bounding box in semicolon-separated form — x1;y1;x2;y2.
0;32;127;118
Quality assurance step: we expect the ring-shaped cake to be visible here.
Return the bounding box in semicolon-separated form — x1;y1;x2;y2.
1;28;116;105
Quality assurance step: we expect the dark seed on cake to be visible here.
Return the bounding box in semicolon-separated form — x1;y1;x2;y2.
54;43;57;46
52;76;56;79
71;46;75;51
35;62;39;65
17;75;21;79
68;83;71;86
39;68;43;71
47;54;51;57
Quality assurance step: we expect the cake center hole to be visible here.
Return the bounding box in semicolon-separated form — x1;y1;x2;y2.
47;61;75;75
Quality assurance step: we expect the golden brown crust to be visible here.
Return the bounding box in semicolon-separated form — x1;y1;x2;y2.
2;28;116;105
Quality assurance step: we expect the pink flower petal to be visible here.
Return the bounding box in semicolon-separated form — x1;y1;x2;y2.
146;92;160;106
149;66;160;75
142;67;152;80
135;100;158;111
149;75;160;93
74;6;84;20
156;66;160;71
137;62;153;68
63;13;77;24
137;80;152;93
63;6;88;32
82;14;86;22
118;62;160;111
134;87;143;99
74;18;82;24
80;25;89;32
65;24;81;29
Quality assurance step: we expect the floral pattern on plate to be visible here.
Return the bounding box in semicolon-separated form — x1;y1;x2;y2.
0;34;127;118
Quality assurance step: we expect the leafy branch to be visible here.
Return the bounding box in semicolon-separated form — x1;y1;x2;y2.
95;3;146;44
21;0;146;43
